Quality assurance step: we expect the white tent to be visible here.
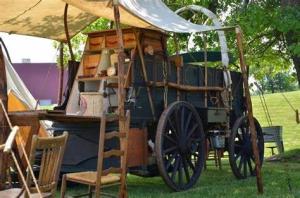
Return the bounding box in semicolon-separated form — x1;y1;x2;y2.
0;0;227;41
5;55;37;109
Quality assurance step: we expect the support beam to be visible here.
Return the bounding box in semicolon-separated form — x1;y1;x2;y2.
58;42;64;105
134;31;156;120
0;45;9;189
147;81;224;92
236;27;263;194
113;3;128;198
64;3;75;61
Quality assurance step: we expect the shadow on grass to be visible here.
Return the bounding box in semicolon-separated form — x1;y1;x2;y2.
281;149;300;163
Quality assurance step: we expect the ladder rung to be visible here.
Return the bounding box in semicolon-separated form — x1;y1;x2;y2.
105;131;126;140
106;114;119;122
103;149;124;158
102;167;122;176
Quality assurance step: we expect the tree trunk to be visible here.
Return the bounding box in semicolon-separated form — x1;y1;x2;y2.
281;0;300;86
292;56;300;86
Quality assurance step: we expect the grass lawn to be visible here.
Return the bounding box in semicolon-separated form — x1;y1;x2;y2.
60;90;300;197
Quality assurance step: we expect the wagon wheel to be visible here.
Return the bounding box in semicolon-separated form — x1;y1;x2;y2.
229;116;264;179
155;101;205;191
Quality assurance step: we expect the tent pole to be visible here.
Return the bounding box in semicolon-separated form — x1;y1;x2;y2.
235;27;263;194
58;42;64;105
64;3;75;61
0;45;9;189
113;2;125;119
113;3;127;198
203;33;208;108
173;34;181;101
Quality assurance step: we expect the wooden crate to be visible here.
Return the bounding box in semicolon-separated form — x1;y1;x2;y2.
80;92;103;116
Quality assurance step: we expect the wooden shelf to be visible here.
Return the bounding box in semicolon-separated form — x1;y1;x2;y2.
77;76;118;82
83;50;102;55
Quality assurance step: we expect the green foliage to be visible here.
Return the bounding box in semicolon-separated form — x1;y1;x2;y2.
259;72;298;93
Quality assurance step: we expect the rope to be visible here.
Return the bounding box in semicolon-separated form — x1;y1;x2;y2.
281;92;296;112
254;82;272;126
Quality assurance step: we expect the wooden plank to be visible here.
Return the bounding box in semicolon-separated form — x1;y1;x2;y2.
77;76;118;82
236;27;263;194
148;81;224;92
127;128;148;167
8;111;119;124
0;45;9;189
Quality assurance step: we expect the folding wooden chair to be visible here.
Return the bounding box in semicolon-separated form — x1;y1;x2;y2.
61;111;130;198
0;100;68;197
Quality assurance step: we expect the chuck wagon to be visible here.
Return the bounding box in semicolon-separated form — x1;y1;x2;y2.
0;0;264;193
52;26;264;191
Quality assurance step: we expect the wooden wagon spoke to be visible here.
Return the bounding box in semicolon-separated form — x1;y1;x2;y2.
186;124;198;141
247;157;254;176
182;157;191;182
186;155;195;171
178;159;184;186
163;133;177;145
165;152;178;170
180;106;186;134
243;156;248;177
163;146;178;156
184;112;193;134
238;155;244;171
234;151;242;161
171;156;181;181
167;118;178;139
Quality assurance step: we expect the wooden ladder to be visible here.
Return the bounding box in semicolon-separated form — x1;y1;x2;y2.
61;110;131;198
95;110;130;198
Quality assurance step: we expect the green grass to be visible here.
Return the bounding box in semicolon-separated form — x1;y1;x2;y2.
61;90;300;197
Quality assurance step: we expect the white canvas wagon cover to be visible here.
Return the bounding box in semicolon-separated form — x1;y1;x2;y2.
0;0;225;41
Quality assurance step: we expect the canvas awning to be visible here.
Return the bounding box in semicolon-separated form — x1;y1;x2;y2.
0;0;227;41
0;0;98;41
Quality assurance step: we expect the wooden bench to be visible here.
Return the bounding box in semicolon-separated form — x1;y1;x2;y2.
262;126;284;155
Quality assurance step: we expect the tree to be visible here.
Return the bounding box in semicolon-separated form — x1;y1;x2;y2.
164;0;300;88
260;71;297;93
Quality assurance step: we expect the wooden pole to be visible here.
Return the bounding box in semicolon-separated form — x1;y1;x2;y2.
134;31;156;120
113;2;128;197
173;34;181;101
236;27;263;194
203;34;208;107
58;42;64;105
0;45;9;189
64;3;75;61
113;3;125;119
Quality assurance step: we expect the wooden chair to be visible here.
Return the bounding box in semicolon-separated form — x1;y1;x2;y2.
0;99;68;197
0;131;68;198
61;111;130;198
